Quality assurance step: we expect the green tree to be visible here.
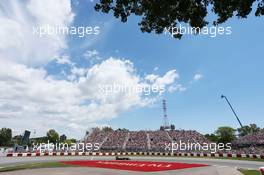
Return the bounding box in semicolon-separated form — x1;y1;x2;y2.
215;126;236;144
0;128;12;146
237;124;260;137
204;133;219;142
102;126;113;132
60;134;67;142
69;138;77;143
46;129;59;144
64;138;77;145
95;0;264;39
31;136;48;144
12;135;22;145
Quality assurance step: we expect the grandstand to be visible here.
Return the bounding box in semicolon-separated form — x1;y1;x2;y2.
231;129;264;154
85;128;211;152
233;129;264;146
101;129;129;151
85;128;264;155
126;131;148;152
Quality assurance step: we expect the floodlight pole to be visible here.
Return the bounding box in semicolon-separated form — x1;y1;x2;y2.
221;95;243;128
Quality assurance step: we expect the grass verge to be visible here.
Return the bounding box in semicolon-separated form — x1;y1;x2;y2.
239;169;260;175
0;162;78;172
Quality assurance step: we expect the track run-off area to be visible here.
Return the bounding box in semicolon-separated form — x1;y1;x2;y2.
0;156;263;170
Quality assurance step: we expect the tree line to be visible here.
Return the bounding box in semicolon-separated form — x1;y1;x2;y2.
0;124;261;147
0;128;76;147
205;124;261;144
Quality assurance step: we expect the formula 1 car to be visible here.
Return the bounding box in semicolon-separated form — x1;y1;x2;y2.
115;156;131;160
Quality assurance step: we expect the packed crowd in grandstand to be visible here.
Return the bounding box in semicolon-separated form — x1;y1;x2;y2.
2;127;263;155
85;128;264;155
232;129;264;154
233;129;264;145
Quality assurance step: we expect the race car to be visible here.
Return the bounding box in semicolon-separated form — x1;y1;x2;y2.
115;156;130;160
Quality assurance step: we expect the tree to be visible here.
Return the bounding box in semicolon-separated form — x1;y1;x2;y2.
215;126;236;144
102;126;113;132
60;134;67;142
12;135;22;145
95;0;264;39
30;136;48;144
46;129;59;144
0;128;12;147
204;133;219;142
64;138;77;145
237;124;260;137
64;139;72;145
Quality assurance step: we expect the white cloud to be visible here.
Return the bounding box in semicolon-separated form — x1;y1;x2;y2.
56;55;73;65
83;50;99;58
193;74;203;81
83;49;102;64
153;70;180;87
168;84;186;93
0;0;74;66
71;67;87;77
145;74;159;83
0;0;185;138
0;57;179;138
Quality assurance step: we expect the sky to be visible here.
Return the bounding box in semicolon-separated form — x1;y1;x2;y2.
0;0;263;139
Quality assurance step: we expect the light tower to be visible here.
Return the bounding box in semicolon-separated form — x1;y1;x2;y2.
162;99;170;129
221;95;243;128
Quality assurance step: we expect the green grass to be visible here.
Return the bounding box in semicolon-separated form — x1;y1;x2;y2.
239;169;260;175
0;162;78;172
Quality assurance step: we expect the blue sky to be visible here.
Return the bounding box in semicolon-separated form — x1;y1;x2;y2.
68;1;264;134
0;0;263;138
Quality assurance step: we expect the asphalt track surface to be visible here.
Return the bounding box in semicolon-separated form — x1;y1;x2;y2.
0;166;245;175
0;156;263;169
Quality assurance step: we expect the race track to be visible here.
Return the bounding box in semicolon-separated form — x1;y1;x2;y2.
0;156;263;169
